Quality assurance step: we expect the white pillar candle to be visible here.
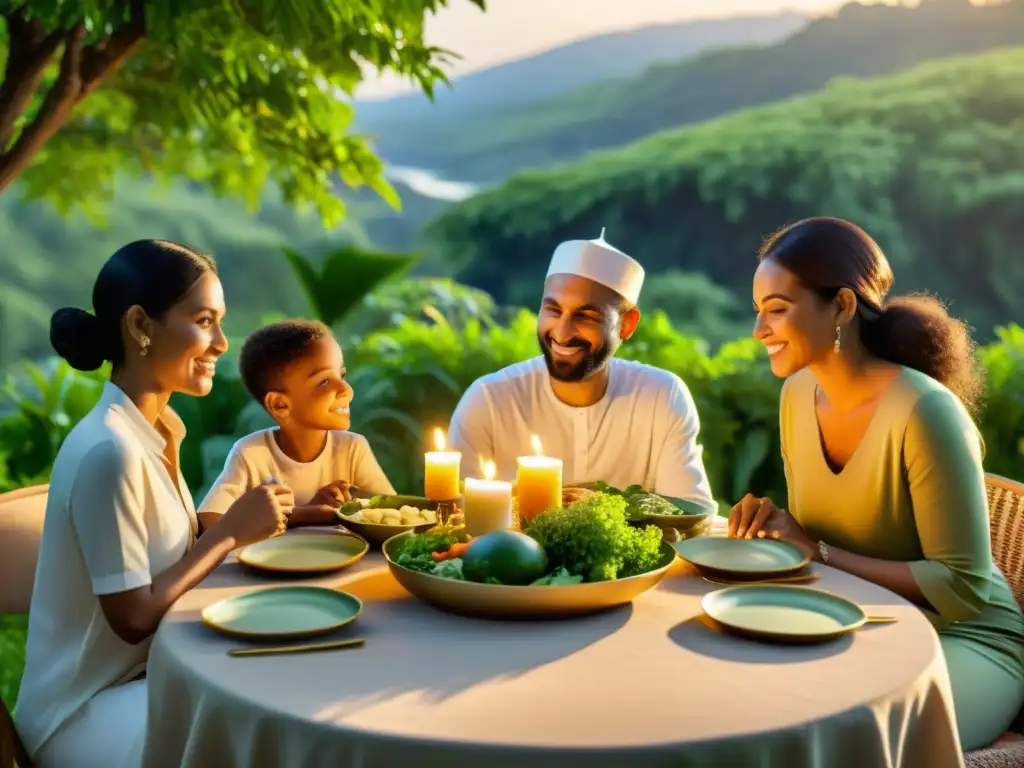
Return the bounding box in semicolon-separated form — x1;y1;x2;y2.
464;460;513;537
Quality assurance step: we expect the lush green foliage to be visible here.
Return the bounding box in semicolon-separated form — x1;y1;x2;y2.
5;305;1021;523
0;614;26;710
0;174;447;365
429;46;1024;341
0;0;483;220
371;0;1024;181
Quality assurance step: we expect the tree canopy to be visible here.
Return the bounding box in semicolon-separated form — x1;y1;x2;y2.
428;47;1024;340
0;0;483;223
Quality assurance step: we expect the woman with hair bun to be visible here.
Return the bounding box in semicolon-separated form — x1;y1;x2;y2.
731;217;1024;751
14;240;296;766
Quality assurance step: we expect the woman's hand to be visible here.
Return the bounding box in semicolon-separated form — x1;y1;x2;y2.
760;509;817;557
309;481;354;508
218;484;294;546
729;494;817;556
728;494;783;539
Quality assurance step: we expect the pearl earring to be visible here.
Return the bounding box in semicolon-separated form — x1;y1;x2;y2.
834;326;841;354
139;336;150;357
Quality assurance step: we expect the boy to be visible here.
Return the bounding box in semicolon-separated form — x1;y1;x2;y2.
199;319;396;527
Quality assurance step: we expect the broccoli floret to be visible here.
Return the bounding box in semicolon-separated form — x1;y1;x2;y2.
523;493;663;582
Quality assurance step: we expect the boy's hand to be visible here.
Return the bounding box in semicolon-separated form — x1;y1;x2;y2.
309;481;355;508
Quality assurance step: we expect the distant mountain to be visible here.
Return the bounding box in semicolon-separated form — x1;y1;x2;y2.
367;0;1024;182
354;12;808;124
426;45;1024;341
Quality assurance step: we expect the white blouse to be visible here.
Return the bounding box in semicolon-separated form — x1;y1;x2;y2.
15;382;197;758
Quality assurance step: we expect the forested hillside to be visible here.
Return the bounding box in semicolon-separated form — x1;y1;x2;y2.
373;0;1024;181
0;177;444;365
428;47;1024;340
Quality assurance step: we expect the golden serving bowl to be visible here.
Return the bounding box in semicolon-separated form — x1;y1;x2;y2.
382;532;678;619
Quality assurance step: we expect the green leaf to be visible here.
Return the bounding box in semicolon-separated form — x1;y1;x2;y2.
731;428;771;501
282;244;422;327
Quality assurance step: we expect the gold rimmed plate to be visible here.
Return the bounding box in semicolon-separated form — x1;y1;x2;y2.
202;586;363;641
236;531;368;574
701;584;894;643
672;536;810;578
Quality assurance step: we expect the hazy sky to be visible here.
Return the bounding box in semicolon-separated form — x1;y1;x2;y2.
358;0;896;99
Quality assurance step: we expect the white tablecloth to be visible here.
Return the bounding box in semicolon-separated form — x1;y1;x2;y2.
143;531;963;768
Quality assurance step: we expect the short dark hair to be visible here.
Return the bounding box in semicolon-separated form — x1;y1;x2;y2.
50;240;217;371
239;319;332;406
759;217;982;413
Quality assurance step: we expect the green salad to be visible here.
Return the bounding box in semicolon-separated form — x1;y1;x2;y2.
592;481;707;518
388;493;665;586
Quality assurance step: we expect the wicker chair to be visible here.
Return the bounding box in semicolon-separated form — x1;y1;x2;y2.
0;483;46;768
963;473;1024;768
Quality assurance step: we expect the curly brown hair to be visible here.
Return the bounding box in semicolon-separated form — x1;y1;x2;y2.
239;319;331;406
758;217;984;415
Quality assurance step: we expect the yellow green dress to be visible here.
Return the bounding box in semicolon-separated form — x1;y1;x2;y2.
780;366;1024;751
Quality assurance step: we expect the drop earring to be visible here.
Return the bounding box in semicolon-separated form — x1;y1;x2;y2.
139;336;150;357
833;326;841;354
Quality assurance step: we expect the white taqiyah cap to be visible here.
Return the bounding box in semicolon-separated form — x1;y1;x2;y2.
545;228;645;305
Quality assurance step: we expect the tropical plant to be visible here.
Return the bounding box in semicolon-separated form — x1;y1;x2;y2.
283;245;423;329
0;0;485;222
0;358;107;491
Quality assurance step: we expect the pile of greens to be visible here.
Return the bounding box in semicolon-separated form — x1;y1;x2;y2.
390;528;469;579
593;481;704;518
523;494;663;582
390;527;585;585
387;495;667;586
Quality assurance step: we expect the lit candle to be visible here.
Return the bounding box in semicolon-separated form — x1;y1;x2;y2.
516;435;562;523
424;428;461;501
464;459;513;537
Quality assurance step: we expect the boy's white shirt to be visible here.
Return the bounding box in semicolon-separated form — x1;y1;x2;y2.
198;428;396;515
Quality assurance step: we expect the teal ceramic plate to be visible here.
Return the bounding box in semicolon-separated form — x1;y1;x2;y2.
702;585;869;643
672;536;809;577
202;586;363;640
236;532;368;574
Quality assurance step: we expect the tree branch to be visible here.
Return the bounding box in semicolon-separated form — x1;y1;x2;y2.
0;25;86;192
0;10;65;148
0;0;147;195
78;0;146;101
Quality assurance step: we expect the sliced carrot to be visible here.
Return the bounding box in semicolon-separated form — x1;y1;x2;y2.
448;542;471;558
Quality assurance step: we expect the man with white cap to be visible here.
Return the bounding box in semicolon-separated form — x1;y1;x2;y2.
447;231;716;508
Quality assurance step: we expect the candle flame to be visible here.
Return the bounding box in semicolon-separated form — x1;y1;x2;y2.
531;434;543;455
481;459;496;481
433;427;446;452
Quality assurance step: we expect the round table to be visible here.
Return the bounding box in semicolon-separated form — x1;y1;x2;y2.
142;530;963;768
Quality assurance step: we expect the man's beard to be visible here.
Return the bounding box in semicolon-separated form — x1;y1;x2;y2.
538;333;614;383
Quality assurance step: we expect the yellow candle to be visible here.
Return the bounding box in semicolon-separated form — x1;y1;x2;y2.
464;460;513;537
424;428;461;500
516;435;562;523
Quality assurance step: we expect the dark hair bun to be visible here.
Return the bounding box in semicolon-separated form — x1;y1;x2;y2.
50;307;108;371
